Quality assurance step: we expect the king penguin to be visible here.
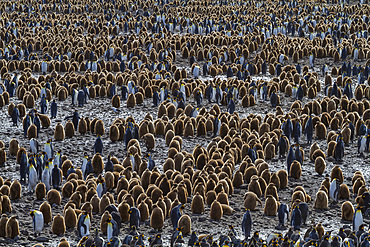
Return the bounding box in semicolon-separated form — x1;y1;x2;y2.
77;211;90;238
291;205;301;230
28;163;38;193
171;204;185;230
329;178;339;203
42;159;52;191
94;135;103;154
106;217;119;241
30;210;44;236
51;164;62;189
30;138;39;154
242;208;252;240
44;139;53;160
353;206;363;232
277;203;289;228
129;207;140;229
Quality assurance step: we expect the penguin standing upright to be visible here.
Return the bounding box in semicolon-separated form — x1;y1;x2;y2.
44;139;53;160
277;203;289;227
30;138;39;154
64;110;80;130
28;164;38;193
357;135;369;156
334;134;345;161
287;145;295;174
11;107;20;126
77;212;90;238
213;117;221;137
30;210;44;236
227;98;236;114
72;88;78;106
42;160;51;191
195;90;203;108
94;135;103;154
170;204;185;230
51;164;62;189
291;206;301;230
77;90;85;107
353;207;363;232
270;91;278;108
129;207;140;229
20;150;28;182
106;217;119;241
329;178;339;203
242;208;252;240
305;116;313;144
298;202;309;225
277;135;288;158
50;100;57;118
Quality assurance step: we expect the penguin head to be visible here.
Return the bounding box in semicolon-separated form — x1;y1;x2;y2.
356;206;364;212
30;210;35;217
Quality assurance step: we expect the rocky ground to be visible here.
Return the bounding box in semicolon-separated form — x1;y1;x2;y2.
0;0;369;246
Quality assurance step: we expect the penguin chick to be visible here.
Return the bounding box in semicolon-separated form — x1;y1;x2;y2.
221;204;235;215
314;157;326;175
64;206;77;229
314;190;328;210
210;200;223;220
277;170;288;189
191;192;205;214
109;124;120;142
142;133;155;151
9;180;21;200
127;93;136;108
0;214;8;237
39;201;52;225
58;238;70;247
289;161;302;179
5;215;19;239
339;184;350;200
330;165;344;184
341;201;354;221
248;175;262;197
52;214;66;235
264;195;278;216
150;205;164;230
244;191;262;210
178;214;191;234
47;189;61;205
54;123;65;141
35;182;46;200
2;195;12;213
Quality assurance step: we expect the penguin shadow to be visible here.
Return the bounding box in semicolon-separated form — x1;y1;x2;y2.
313;208;330;213
275;225;287;231
340;219;352;224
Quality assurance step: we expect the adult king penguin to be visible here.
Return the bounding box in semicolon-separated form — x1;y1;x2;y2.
30;210;44;237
